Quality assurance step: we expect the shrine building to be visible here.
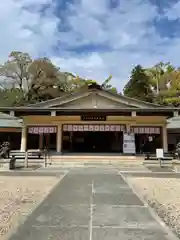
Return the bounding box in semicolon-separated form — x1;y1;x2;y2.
0;83;178;154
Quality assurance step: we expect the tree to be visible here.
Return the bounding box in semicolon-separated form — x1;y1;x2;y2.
0;51;32;98
0;51;118;106
0;88;23;107
60;74;118;93
101;75;117;93
145;62;180;106
123;65;154;102
156;70;180;106
123;61;180;106
26;58;65;103
145;62;175;94
67;75;87;92
0;52;68;105
74;75;118;93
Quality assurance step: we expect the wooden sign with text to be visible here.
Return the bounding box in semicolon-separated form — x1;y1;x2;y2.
81;116;106;121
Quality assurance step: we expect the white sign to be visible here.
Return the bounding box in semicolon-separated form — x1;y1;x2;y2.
123;133;136;154
148;136;153;142
156;148;164;158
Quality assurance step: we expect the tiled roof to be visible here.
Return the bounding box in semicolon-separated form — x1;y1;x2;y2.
0;113;22;128
27;87;162;108
167;116;180;129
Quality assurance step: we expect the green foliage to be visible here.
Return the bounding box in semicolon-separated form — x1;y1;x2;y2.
160;97;180;107
0;88;23;107
0;52;70;105
153;70;180;106
123;61;180;107
0;52;118;106
123;65;154;102
5;51;180;108
27;58;63;102
146;62;175;92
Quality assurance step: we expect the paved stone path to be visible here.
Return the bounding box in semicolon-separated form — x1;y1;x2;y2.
9;165;177;240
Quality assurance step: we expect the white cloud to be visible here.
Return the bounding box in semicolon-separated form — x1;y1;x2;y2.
164;1;180;20
55;0;162;87
1;0;180;91
0;0;59;60
54;0;180;90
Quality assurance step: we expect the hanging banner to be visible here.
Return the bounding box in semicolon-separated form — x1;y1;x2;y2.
28;126;57;134
63;124;125;132
131;127;160;134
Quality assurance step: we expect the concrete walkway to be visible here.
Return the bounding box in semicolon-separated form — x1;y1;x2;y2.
9;165;177;240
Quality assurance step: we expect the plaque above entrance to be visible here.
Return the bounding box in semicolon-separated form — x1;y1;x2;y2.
81;116;106;121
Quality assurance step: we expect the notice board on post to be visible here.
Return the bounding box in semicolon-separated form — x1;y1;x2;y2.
156;148;164;159
123;133;136;154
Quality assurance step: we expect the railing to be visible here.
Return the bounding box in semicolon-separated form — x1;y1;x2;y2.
0;149;47;168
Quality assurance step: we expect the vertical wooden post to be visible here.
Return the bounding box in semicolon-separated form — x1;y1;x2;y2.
24;151;28;168
39;134;43;150
57;125;62;153
162;126;168;153
44;150;47;167
21;125;27;152
70;131;73;151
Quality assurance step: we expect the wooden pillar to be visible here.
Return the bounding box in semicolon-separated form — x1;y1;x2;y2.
39;134;43;150
57;125;62;152
70;131;73;151
20;125;27;151
162;125;168;153
25;151;28;168
45;134;49;149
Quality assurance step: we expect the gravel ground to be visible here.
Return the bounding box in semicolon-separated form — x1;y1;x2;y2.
0;176;60;240
127;177;180;238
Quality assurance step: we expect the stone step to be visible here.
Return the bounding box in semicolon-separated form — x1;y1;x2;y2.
49;155;144;160
49;157;144;163
143;160;172;164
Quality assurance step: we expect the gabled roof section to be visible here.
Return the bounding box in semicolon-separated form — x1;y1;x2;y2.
28;85;162;109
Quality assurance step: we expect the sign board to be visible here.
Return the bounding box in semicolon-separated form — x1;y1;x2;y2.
156;148;164;159
81;116;106;121
148;136;153;142
123;133;136;154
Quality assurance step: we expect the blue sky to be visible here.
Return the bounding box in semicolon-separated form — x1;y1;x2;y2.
1;0;180;90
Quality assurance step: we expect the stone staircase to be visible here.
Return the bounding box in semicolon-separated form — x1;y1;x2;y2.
45;154;144;168
0;154;144;170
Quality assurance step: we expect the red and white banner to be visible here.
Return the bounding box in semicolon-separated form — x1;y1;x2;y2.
63;124;125;132
28;126;57;134
131;127;160;134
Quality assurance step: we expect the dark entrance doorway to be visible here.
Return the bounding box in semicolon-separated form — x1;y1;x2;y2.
27;133;56;150
62;131;123;153
135;134;162;153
